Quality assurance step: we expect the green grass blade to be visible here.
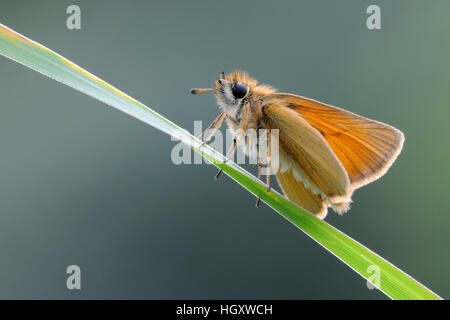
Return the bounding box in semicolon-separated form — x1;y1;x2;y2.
0;24;442;300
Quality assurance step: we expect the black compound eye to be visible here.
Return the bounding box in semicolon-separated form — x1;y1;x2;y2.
231;82;248;99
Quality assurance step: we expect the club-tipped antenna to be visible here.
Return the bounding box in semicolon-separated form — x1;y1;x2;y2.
190;88;213;94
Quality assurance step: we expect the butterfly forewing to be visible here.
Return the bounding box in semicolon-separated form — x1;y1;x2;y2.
261;102;352;203
268;93;404;189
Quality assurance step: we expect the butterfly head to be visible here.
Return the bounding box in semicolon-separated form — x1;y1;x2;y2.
212;71;253;112
190;70;276;113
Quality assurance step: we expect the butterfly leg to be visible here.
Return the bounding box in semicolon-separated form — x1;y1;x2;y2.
255;127;263;207
214;137;236;180
223;136;240;163
197;112;227;147
256;129;272;204
266;129;272;192
255;162;262;207
223;102;248;164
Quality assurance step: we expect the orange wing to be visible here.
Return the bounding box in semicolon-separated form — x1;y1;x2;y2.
261;103;351;203
276;168;328;219
268;93;404;189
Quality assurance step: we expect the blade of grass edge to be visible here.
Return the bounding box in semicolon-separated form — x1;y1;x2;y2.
0;24;442;300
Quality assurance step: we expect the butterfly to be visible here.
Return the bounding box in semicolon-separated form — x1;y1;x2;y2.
191;71;404;219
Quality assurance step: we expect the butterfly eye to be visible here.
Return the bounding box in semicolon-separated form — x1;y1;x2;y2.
231;82;248;99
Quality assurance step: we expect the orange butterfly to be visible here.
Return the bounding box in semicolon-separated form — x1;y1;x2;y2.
191;71;404;219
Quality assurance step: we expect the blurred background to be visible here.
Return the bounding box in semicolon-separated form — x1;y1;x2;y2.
0;0;449;299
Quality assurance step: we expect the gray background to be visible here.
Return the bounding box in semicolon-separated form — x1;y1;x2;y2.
0;0;449;299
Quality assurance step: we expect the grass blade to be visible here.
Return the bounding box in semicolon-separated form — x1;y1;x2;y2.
0;24;442;300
